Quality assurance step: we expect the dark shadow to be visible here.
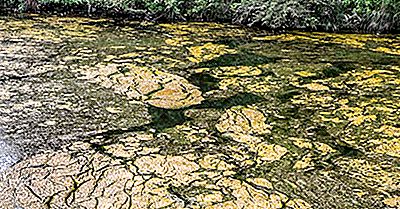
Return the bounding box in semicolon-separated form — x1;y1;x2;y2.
321;62;356;78
87;92;265;137
187;73;220;92
148;106;188;130
197;92;264;109
276;88;302;102
148;92;265;129
337;144;364;157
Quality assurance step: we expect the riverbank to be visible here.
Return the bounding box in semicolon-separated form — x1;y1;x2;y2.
1;0;400;33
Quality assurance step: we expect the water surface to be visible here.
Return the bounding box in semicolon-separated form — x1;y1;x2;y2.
0;15;399;208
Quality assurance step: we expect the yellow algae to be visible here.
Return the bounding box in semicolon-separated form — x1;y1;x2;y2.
384;196;400;208
390;79;400;85
374;138;400;158
119;52;139;58
215;66;263;77
226;133;263;147
354;189;368;198
199;155;235;171
295;71;317;77
218;77;238;90
257;143;288;162
315;143;336;155
350;115;377;126
134;154;200;184
351;69;394;80
373;47;400;55
338;106;363;118
335;158;400;191
165;37;194;46
0;141;291;209
245;80;273;93
194;67;210;73
165;38;180;46
293;154;314;170
0;16;105;43
211;178;286;209
375;125;400;137
391;66;400;71
79;64;204;109
287;199;312;209
358;77;384;87
102;135;156;158
253;34;298;41
290;138;313;149
216;106;271;136
196;192;224;206
296;32;368;48
302;83;330;91
199;65;273;92
170;125;211;143
187;43;236;63
338;99;349;105
146;80;204;109
253;32;371;49
342;68;399;88
246;178;273;189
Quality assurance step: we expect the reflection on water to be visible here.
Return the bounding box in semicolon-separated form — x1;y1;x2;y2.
0;15;399;209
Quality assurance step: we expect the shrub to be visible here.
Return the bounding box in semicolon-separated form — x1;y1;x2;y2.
233;0;400;32
233;0;339;30
340;0;400;32
1;0;399;32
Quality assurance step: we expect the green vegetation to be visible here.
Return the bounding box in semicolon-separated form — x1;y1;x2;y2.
1;0;399;32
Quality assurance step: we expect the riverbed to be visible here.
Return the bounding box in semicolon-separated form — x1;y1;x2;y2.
0;15;399;208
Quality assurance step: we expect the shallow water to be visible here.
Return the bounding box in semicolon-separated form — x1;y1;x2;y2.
0;15;399;208
0;139;20;173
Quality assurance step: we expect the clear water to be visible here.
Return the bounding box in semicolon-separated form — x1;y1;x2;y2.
0;15;399;208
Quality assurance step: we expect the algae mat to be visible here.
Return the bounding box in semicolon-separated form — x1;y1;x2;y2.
0;15;399;209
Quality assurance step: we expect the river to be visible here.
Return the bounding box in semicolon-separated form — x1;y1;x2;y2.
0;15;399;208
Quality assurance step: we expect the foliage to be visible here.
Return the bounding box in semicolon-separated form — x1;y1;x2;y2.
339;0;400;32
233;0;338;30
1;0;399;32
234;0;400;32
